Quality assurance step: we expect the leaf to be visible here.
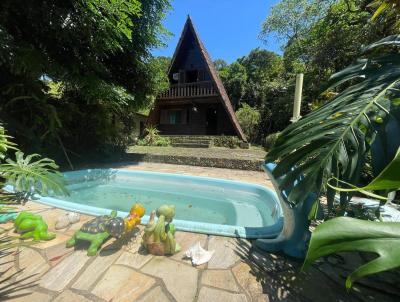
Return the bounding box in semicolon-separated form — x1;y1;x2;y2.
0;125;18;160
266;35;400;207
0;151;69;198
365;147;400;190
371;2;388;21
303;217;400;289
327;147;400;199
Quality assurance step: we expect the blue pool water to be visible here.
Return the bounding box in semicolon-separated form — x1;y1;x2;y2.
15;169;283;238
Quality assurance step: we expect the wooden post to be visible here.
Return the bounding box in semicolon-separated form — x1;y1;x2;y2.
291;73;303;123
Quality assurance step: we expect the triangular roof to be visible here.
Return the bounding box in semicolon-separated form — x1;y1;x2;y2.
166;16;246;141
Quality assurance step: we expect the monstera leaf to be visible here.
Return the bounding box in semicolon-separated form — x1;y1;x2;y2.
303;217;400;289
0;151;68;199
328;147;400;201
266;35;400;209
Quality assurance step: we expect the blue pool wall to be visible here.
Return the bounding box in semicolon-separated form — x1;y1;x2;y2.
5;169;284;239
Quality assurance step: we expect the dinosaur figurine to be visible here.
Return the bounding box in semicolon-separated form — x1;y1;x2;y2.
142;204;181;256
66;203;145;256
14;211;56;241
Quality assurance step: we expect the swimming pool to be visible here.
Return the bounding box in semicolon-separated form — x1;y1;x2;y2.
9;169;283;238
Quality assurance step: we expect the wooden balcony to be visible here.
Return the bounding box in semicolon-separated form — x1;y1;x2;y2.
158;81;218;99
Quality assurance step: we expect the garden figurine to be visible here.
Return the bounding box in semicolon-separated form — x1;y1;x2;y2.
14;211;56;241
66;203;145;256
142;204;181;255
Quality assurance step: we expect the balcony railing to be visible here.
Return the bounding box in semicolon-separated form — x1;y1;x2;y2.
158;81;218;99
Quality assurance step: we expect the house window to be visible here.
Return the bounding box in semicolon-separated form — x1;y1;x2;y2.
160;109;187;125
169;110;182;124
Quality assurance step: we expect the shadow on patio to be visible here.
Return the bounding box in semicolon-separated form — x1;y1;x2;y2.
233;238;400;302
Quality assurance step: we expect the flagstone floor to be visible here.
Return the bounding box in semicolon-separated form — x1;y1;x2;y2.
1;164;399;302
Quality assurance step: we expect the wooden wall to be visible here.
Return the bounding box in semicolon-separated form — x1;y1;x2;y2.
155;101;236;136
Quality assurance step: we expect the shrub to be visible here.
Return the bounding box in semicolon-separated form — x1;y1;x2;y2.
137;125;170;147
264;132;280;151
213;136;241;149
236;104;261;143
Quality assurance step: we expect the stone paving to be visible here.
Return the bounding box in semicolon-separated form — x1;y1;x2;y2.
1;164;399;302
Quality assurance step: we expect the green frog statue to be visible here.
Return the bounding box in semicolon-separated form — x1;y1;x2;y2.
14;211;56;241
142;205;181;256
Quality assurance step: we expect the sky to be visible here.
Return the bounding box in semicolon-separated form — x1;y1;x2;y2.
152;0;281;64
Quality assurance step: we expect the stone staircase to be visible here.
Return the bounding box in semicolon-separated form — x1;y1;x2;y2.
162;136;214;148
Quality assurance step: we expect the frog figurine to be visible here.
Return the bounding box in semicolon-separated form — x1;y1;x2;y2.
14;211;56;241
142;204;181;256
66;203;145;256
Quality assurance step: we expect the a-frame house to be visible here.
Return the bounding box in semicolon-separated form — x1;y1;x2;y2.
148;16;246;141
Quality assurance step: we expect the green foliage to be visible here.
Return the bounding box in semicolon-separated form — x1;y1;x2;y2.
266;35;400;211
264;132;281;152
219;62;248;109
328;148;400;201
236;104;261;143
138;125;171;147
218;48;289;143
369;0;400;29
0;125;16;160
303;217;400;289
213;136;241;149
0;0;171;163
261;0;333;43
0;151;68;200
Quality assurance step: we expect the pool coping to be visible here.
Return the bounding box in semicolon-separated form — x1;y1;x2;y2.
4;169;284;239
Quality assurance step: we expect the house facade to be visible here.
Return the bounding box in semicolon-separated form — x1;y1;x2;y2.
148;16;246;141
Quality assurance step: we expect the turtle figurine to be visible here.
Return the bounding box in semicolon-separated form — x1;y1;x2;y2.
66;203;145;256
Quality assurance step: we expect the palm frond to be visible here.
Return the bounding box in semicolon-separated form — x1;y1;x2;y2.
266;35;400;210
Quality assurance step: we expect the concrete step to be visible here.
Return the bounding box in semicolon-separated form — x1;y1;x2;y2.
163;135;213;148
172;142;210;148
171;139;211;143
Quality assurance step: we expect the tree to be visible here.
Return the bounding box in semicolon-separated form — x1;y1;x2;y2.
0;0;171;162
236;104;261;143
260;0;333;44
219;62;248;109
214;59;228;71
217;48;290;143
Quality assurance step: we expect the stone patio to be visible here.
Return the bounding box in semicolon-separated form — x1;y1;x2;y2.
1;163;399;301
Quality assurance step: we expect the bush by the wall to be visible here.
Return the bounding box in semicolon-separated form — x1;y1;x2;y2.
264;132;281;151
213;136;241;149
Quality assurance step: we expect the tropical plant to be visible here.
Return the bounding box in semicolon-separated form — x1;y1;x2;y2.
369;0;400;28
0;126;16;160
137;125;171;147
304;217;400;289
0;124;68;202
1;151;68;200
266;35;400;215
303;144;400;289
328;147;400;202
